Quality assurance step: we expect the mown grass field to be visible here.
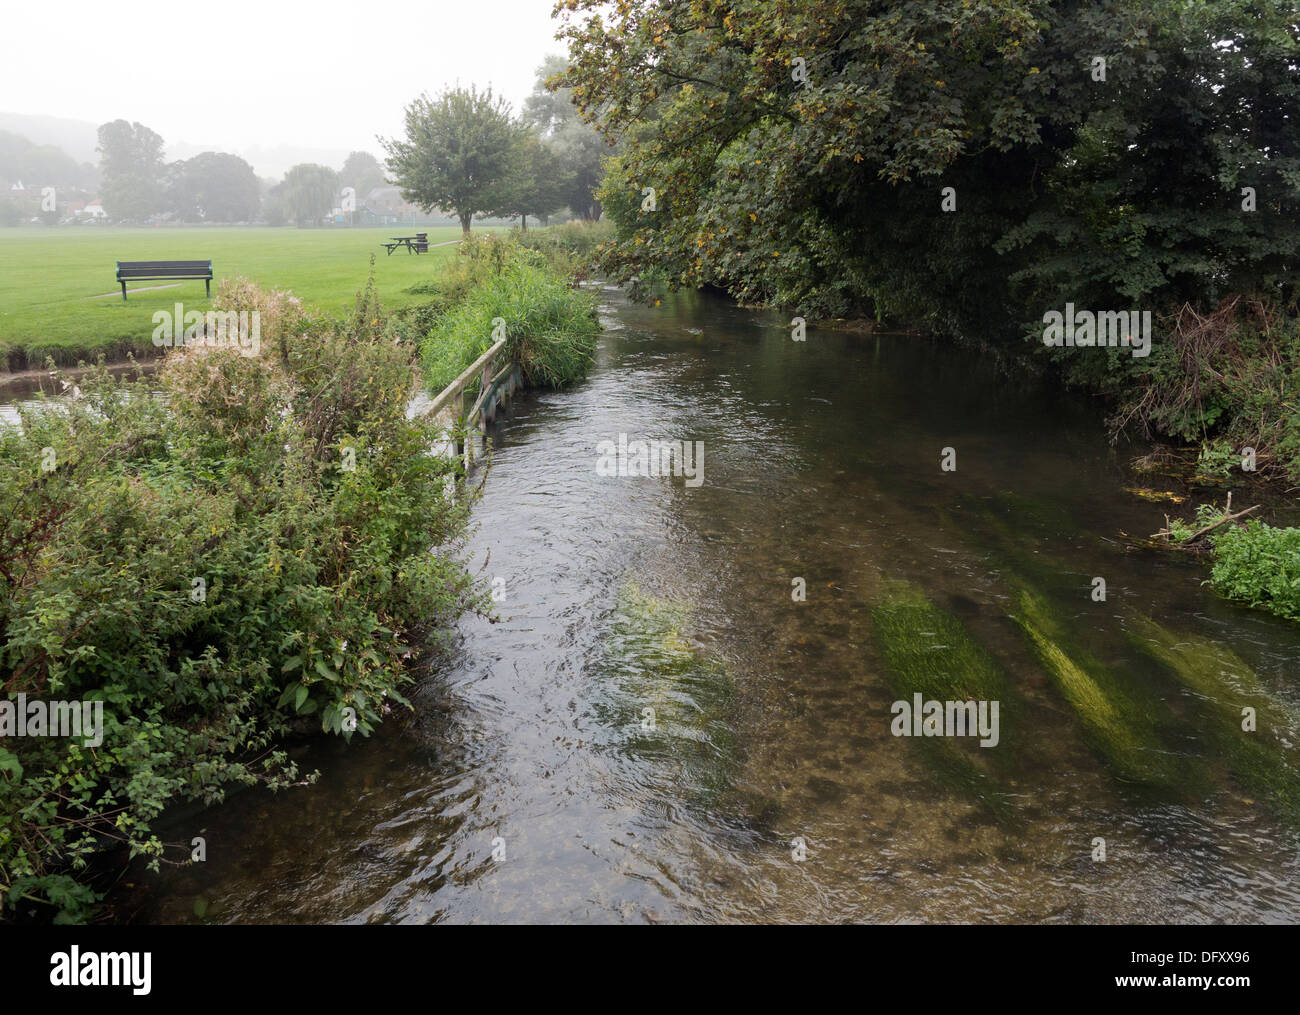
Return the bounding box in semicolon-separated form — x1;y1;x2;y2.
0;226;500;369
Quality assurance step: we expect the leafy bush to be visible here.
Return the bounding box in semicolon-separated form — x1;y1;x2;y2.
1211;521;1300;622
0;281;485;921
1195;439;1239;479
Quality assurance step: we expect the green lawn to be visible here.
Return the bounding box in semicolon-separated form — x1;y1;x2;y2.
0;226;496;368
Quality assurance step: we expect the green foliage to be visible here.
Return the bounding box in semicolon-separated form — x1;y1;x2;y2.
1164;501;1232;543
1196;439;1238;479
418;236;599;392
515;218;613;280
277;163;340;227
339;151;387;204
0;279;486;921
1011;587;1186;792
381;85;529;234
1210;521;1300;622
96;119;166;221
523;55;608;221
559;0;1300;470
167;151;260;223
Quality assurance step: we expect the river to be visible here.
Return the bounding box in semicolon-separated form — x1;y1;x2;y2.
110;285;1300;924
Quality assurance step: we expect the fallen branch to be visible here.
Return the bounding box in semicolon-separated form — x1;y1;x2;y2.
1149;491;1260;543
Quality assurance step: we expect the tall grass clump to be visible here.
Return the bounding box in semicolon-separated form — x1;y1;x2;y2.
420;238;599;393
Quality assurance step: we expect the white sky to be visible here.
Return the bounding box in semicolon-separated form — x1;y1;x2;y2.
1;0;566;167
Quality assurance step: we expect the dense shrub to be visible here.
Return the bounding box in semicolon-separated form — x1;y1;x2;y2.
1211;521;1300;623
0;281;485;921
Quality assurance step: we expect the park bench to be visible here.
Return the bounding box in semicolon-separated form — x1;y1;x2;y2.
115;259;213;301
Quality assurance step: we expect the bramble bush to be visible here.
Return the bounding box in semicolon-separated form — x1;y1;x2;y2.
0;278;486;921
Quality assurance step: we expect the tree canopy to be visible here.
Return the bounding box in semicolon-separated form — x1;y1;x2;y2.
279;163;340;227
382;85;526;234
339;150;387;204
96;119;166;220
168;151;260;222
525;55;607;220
556;0;1298;348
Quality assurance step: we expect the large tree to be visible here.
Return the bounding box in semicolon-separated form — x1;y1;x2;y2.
496;135;568;230
557;0;1298;329
339;150;386;204
168;151;260;222
381;85;526;235
557;0;1300;471
280;163;339;227
96;119;166;220
525;55;606;220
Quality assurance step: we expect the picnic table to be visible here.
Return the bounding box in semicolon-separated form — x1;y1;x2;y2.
380;233;429;255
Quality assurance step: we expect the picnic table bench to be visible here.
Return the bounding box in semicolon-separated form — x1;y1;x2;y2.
380;232;429;255
116;260;213;301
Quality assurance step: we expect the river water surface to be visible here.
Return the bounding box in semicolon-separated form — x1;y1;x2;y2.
117;286;1300;924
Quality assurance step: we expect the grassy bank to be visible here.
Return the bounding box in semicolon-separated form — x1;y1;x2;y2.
0;226;496;370
412;230;601;394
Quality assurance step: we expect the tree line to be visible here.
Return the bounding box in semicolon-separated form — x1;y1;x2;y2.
9;57;607;230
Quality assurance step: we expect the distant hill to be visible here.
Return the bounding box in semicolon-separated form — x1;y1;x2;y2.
0;113;99;163
0;112;363;180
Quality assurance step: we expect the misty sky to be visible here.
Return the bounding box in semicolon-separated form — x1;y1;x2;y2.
2;0;567;167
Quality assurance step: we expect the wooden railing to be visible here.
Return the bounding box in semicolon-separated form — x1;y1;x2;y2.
421;337;521;468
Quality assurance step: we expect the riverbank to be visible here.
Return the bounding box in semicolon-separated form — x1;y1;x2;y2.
0;225;602;923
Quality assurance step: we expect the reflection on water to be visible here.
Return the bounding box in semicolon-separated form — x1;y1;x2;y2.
115;286;1300;924
0;362;157;428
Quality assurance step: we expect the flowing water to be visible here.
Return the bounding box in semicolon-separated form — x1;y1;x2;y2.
109;286;1300;924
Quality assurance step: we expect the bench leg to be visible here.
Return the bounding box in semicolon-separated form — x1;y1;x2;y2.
205;279;211;298
121;281;127;301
